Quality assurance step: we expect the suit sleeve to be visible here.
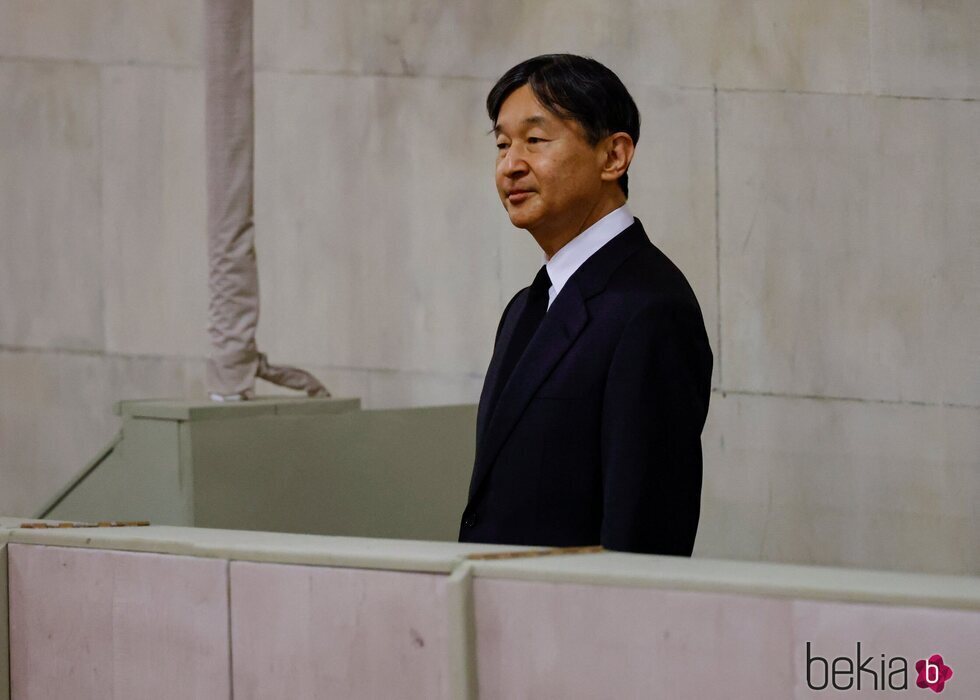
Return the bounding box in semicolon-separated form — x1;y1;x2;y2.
599;298;713;556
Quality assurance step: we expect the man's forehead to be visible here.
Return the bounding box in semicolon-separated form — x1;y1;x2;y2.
493;114;551;134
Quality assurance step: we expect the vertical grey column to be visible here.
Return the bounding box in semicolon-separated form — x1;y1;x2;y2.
205;0;259;397
204;0;328;399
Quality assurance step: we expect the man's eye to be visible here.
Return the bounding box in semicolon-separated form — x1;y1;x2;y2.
527;137;545;144
496;142;509;150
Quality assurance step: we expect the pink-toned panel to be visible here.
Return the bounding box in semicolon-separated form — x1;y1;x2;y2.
473;578;796;699
8;544;230;700
230;561;450;699
792;599;980;698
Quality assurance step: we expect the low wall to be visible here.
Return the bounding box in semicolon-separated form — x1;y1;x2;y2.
44;398;477;543
41;396;980;576
2;519;978;699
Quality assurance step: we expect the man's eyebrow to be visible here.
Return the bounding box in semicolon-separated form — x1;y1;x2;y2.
491;115;549;136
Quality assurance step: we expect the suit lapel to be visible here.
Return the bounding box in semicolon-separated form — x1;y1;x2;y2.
469;283;588;500
468;219;652;503
475;291;529;449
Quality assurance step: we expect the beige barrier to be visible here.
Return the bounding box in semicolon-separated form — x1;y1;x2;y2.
3;521;979;698
1;530;8;700
38;397;980;577
42;398;477;543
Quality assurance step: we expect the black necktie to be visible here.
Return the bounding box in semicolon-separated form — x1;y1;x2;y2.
497;265;551;390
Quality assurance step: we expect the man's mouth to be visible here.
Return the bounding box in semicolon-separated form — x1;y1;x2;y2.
507;190;533;204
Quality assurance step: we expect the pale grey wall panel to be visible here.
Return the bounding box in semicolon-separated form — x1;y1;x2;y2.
872;0;980;99
870;96;980;407
253;72;502;375
704;0;869;93
0;351;120;517
254;0;870;93
101;65;209;357
0;0;201;66
719;90;980;406
0;61;102;351
363;369;484;410
0;351;204;516
698;392;980;574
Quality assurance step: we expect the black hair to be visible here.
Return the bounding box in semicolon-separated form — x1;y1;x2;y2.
487;54;640;197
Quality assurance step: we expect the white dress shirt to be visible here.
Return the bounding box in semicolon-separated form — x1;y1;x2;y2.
544;204;635;309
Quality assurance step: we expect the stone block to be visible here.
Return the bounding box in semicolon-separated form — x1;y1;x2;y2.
869;96;980;407
0;350;205;517
230;560;451;699
253;72;501;374
0;0;201;65
473;578;795;698
101;65;210;357
8;544;229;699
718;91;980;406
363;369;483;409
255;0;869;93
605;0;870;92
872;0;980;99
0;61;102;351
697;392;980;575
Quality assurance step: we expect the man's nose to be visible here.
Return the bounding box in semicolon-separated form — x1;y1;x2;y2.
499;145;529;177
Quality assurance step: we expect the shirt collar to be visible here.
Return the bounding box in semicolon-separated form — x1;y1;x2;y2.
544;204;634;308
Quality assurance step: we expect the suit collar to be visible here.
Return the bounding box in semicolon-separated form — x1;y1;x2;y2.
567;217;650;300
468;218;652;503
544;204;634;307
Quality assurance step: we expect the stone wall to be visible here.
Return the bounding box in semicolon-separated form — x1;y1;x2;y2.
1;1;977;571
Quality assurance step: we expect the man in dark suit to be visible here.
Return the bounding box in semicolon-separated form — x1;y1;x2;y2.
459;54;712;556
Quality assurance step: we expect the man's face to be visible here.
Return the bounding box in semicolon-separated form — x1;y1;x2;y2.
493;85;605;236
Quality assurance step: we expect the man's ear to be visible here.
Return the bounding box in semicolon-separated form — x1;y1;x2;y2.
599;132;635;183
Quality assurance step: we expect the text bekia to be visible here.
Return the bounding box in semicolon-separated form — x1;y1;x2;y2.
805;643;953;693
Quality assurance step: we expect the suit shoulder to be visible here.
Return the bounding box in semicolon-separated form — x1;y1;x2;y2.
501;285;528;319
492;284;529;345
608;241;702;311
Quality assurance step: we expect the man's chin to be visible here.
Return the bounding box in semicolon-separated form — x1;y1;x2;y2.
505;210;540;232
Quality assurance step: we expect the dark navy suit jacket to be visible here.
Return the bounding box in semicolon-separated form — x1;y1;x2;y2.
458;219;712;555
